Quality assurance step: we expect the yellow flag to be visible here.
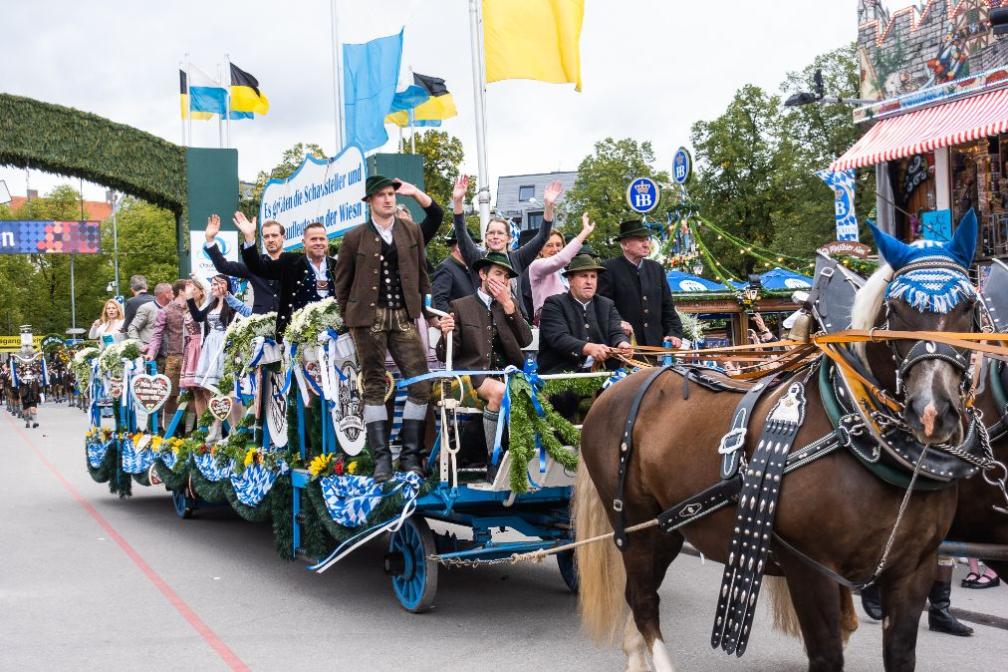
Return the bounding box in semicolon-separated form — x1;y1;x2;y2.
483;0;584;92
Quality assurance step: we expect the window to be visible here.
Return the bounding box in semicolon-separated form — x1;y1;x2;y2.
518;185;535;202
525;210;544;230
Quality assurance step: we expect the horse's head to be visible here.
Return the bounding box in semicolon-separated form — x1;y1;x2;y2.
852;211;979;446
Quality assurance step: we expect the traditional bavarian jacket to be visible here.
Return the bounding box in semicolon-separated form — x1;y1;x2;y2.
537;292;626;374
334;217;430;329
598;255;683;347
436;291;532;378
241;244;338;339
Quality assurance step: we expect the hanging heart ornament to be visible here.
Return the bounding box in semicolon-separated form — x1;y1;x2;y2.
208;395;233;422
131;374;172;413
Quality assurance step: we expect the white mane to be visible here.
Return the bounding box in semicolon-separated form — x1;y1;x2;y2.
849;263;893;363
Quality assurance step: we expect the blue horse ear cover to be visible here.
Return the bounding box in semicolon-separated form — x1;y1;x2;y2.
869;208;978;271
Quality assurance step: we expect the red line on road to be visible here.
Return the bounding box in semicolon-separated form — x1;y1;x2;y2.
7;414;251;672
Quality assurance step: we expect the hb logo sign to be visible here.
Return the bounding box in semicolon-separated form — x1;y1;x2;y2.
626;177;660;214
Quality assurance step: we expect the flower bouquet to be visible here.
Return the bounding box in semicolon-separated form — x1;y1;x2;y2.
97;339;143;379
220;312;277;392
283;298;344;365
70;346;100;389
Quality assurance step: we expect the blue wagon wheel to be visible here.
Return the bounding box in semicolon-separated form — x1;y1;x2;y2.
387;516;438;613
171;490;196;519
556;549;579;593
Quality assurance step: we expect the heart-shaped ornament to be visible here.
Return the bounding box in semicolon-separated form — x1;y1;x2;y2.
131;374;172;413
109;378;124;399
208;395;233;422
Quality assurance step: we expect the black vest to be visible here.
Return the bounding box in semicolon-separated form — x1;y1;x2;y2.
378;237;405;310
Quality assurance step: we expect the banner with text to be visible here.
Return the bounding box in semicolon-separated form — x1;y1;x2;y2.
189;231;240;287
815;170;859;242
259;146;367;251
0;220;101;254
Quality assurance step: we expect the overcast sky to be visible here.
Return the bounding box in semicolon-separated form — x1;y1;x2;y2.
1;0;860;206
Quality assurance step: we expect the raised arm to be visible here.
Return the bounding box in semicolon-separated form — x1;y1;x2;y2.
225;293;253;318
529;212;595;281
204;214;252;278
397;180;443;244
514;180;563;269
233;212;284;280
451;175;482;267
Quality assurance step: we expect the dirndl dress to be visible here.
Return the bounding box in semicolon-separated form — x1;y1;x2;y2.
194;309;226;388
179;312;203;389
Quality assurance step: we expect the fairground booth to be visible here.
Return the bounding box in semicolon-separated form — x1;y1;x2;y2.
838;1;1008;281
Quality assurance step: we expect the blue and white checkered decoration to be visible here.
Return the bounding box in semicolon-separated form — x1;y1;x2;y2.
87;440;111;469
230;461;283;507
120;440;157;474
887;267;975;314
159;448;177;470
194;452;233;482
319;471;423;528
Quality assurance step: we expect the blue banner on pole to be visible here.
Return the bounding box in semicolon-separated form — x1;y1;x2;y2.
815;170;859;242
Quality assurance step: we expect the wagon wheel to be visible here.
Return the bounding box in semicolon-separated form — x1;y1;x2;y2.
171;490;196;519
556;549;579;593
385;516;438;613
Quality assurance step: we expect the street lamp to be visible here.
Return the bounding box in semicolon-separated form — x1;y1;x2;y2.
784;69;876;107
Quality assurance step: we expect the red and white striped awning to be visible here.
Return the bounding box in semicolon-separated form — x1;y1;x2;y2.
831;87;1008;171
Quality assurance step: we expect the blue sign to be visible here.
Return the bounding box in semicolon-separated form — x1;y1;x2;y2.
672;147;692;185
626;177;660;214
815;169;859;242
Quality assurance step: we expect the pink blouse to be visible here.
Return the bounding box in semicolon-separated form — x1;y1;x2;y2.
528;236;583;323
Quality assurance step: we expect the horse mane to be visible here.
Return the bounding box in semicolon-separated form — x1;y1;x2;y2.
849;263;893;363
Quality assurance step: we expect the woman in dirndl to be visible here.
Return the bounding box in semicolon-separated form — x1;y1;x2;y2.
187;275;239;436
180;278;207;422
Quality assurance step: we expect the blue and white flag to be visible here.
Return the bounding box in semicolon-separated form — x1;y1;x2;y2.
816;169;859;242
187;65;228;116
343;30;404;152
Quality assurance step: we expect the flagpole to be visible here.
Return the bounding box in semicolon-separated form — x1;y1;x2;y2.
225;54;232;149
330;0;346;153
217;63;224;149
409;108;416;154
467;0;491;236
185;54;193;147
179;61;187;146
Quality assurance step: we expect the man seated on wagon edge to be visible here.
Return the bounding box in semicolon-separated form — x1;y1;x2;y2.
436;252;533;473
537;252;632;419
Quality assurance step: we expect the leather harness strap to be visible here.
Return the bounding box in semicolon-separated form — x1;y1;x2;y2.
613;364;674;550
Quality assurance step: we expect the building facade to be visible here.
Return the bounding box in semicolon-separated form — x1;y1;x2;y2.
840;0;1008;266
495;170;577;231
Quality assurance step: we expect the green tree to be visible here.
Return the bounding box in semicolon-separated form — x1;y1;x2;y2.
689;43;873;277
562;137;670;259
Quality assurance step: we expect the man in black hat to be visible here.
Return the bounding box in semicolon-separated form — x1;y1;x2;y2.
333;175;433;482
431;227;478;313
436;252;532;468
598;220;683;348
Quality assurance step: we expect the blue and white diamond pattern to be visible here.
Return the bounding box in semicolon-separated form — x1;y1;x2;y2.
194;452;233;482
887;267;975;314
120;440;157;474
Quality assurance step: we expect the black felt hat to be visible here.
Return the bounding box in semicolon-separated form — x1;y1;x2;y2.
362;175;402;201
614;219;652;240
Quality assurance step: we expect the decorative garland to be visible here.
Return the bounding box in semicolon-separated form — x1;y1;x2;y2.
219;312;277;394
70;346;99;389
283;298;344;366
97;340;143;378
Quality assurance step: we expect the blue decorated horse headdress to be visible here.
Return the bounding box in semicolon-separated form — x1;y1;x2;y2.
869;210;977;314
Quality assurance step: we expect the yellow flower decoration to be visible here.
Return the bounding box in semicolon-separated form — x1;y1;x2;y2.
308;453;333;478
243;448;258;468
150;436;164;451
347;461;358;475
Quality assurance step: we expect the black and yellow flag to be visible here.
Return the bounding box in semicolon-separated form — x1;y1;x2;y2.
386;72;457;127
230;62;270;115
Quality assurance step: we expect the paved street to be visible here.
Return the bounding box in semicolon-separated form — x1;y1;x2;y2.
3;403;1007;672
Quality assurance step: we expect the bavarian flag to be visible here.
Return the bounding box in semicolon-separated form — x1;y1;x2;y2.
385;73;457;127
230;62;270;115
483;0;584;91
179;70;214;120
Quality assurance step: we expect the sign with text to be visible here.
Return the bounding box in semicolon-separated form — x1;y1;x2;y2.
260;146;368;251
0;221;101;254
0;335;43;353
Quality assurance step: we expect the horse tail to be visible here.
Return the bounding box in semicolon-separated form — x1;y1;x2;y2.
766;579;859;647
573;459;626;644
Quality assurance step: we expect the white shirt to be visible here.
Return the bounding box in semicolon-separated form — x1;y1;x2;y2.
572;296;594;369
375;221;394;245
309;257;330;298
476;288;493;310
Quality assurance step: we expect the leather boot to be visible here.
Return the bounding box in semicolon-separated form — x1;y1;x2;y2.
928;575;973;636
397;419;426;475
366;420;393;483
860;584;883;620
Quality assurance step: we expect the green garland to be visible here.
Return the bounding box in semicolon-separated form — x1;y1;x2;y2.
503;375;601;493
0;93;187;217
154;459;189;492
189;469;229;504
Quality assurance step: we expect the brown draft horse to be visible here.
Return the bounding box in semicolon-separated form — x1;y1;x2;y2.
574;258;978;671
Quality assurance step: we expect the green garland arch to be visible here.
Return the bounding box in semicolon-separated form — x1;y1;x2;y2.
0;93;186;217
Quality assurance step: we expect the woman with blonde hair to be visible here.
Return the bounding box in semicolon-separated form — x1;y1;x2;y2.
89;299;125;349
